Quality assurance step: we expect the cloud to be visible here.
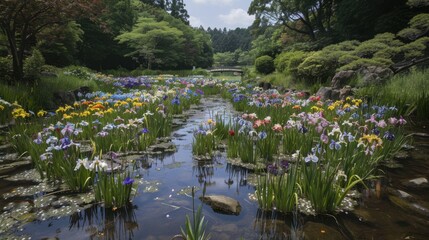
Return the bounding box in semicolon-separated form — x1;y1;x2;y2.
192;0;232;5
189;16;204;28
218;8;254;28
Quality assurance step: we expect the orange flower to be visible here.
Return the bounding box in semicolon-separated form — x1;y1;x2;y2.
292;105;301;110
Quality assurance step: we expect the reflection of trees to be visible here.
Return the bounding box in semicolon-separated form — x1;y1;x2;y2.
225;163;248;193
193;162;215;186
253;209;304;240
69;204;138;240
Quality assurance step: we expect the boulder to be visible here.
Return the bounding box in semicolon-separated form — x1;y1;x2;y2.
316;87;332;101
331;89;341;100
358;66;393;86
258;81;272;90
331;70;356;89
339;86;354;100
53;91;76;107
73;86;92;99
402;177;429;188
200;195;241;215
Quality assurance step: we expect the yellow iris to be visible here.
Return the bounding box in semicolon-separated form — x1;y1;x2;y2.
12;108;30;119
133;102;144;108
37;110;47;117
62;114;72;120
311;106;323;112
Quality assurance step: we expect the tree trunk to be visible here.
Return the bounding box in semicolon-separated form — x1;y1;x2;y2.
3;24;24;83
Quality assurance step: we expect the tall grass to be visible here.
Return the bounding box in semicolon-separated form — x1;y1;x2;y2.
0;71;99;111
356;68;429;119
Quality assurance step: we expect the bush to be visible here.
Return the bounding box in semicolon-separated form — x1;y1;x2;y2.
339;58;394;71
296;51;340;84
23;48;45;81
0;56;13;83
255;55;275;75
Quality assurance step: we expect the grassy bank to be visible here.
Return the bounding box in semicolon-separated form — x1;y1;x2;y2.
356;69;429;119
0;67;99;112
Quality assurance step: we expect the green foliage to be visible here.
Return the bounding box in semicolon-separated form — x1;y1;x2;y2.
296;51;338;84
398;13;429;40
256;166;299;213
116;17;184;69
0;68;98;111
407;0;429;7
37;21;84;67
255;55;275;75
23;49;45;81
116;12;213;70
206;27;252;53
181;187;211;240
339;58;394;71
274;50;310;83
95;171;135;208
356;68;429;119
0;56;13;83
249;27;281;59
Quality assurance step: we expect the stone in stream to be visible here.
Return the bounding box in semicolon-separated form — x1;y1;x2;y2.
402;177;429;188
387;187;429;218
200;195;241;215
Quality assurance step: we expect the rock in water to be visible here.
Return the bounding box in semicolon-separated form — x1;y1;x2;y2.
200;195;241;215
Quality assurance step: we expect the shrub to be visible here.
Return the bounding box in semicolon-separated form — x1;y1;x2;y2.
339;57;394;71
296;50;340;84
255;55;275;75
0;56;13;83
23;48;45;81
274;51;307;74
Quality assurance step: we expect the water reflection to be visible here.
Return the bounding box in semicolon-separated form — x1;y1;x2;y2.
193;162;215;186
225;163;249;194
253;209;304;240
69;204;138;240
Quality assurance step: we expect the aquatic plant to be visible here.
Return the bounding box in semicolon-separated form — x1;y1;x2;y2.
181;187;211;240
256;164;299;213
94;169;136;209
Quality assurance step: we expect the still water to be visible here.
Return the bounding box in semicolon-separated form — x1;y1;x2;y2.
1;97;428;239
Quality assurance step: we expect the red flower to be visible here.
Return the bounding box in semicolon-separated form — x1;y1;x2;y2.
228;130;235;136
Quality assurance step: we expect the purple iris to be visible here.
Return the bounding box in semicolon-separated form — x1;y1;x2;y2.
280;160;289;170
138;128;149;136
299;126;308;134
196;89;204;95
267;164;278;175
60;137;72;150
383;131;395;141
329;139;341;150
171;96;180;105
372;127;380;136
122;177;134;185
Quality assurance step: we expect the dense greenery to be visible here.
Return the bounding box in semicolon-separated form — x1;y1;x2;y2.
0;0;213;83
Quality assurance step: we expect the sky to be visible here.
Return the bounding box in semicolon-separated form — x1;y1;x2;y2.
185;0;254;30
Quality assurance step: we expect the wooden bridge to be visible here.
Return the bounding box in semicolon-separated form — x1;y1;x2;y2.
208;67;243;74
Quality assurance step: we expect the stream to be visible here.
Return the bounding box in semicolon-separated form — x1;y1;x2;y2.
0;96;429;239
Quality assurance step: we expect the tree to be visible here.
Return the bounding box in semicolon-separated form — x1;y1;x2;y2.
0;0;102;83
169;0;189;24
37;21;84;66
248;0;337;41
116;17;184;69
